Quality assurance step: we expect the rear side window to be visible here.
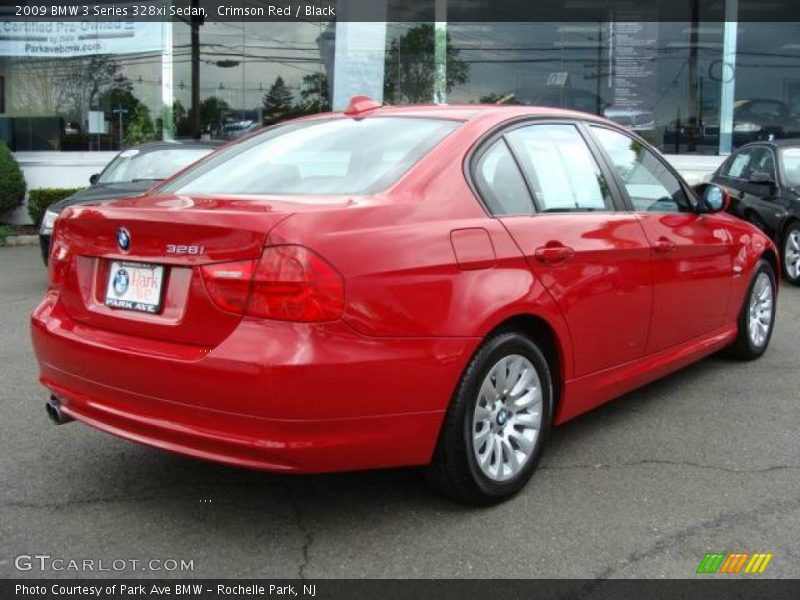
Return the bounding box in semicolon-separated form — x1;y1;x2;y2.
162;117;459;196
506;124;613;212
590;126;690;213
474;140;533;215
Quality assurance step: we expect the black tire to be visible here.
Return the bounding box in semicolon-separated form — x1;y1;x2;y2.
781;221;800;286
728;259;777;360
426;330;553;505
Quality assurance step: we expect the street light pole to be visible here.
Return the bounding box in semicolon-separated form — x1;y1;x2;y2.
112;106;128;148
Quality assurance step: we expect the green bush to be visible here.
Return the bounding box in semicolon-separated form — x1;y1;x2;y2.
0;224;12;245
123;104;156;147
0;142;26;213
27;188;84;227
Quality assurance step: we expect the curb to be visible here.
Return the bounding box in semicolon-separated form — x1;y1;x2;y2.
1;235;38;247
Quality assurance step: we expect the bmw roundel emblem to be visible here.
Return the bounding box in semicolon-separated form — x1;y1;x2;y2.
113;268;129;296
117;227;131;252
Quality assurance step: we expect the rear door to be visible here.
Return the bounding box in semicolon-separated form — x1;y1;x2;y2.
712;146;755;221
588;125;732;353
737;146;786;237
473;121;653;377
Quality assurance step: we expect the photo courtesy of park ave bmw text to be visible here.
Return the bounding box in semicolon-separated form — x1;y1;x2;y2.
1;0;799;597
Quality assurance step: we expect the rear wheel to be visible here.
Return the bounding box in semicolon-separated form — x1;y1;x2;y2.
426;331;552;505
782;221;800;286
728;260;776;360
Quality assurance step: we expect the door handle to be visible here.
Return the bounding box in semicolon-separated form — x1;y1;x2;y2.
534;245;575;265
653;238;676;254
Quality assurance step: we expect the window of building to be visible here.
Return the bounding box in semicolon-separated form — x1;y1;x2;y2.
0;24;165;151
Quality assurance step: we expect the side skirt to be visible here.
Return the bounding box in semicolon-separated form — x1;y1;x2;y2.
555;325;737;424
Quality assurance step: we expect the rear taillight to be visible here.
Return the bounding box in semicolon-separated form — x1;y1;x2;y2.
200;259;256;315
48;222;70;289
201;245;345;322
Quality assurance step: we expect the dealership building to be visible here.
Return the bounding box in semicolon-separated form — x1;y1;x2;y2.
0;1;798;220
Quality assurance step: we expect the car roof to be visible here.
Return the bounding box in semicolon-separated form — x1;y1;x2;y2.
311;103;615;127
738;138;800;150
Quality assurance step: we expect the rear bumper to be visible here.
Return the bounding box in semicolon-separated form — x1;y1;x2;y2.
31;292;478;473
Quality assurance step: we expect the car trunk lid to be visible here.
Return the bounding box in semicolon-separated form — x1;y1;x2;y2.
53;193;354;346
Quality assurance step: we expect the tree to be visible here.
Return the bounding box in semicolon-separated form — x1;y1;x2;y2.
173;99;190;136
55;55;132;122
122;104;156;147
101;87;143;138
0;142;26;213
174;96;230;137
7;60;61;117
198;96;230;135
263;76;294;123
298;72;330;113
384;25;469;104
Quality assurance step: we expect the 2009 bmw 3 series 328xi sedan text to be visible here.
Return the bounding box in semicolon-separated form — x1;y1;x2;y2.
31;98;780;504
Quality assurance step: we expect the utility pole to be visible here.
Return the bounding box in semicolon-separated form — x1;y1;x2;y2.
190;0;202;139
686;0;700;151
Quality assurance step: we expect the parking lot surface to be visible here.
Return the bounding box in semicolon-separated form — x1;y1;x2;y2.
1;244;798;578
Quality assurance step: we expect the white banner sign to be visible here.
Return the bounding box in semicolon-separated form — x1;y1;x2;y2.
0;21;162;57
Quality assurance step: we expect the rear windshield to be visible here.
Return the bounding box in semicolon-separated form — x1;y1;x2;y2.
161;117;460;196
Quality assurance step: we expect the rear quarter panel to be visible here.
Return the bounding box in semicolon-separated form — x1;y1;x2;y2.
266;116;576;379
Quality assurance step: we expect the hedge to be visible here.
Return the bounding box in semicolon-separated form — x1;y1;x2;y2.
0;141;26;213
27;188;84;227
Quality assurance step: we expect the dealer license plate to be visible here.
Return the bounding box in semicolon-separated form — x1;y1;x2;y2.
104;261;165;314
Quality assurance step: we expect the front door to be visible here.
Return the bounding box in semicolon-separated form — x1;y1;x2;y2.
589;125;732;353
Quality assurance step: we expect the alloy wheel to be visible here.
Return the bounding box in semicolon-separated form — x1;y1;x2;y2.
748;271;774;348
472;354;542;482
785;230;800;280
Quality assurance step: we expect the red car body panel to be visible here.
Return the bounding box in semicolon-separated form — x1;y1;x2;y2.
30;104;779;473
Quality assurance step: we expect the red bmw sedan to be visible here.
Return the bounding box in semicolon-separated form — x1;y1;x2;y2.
31;98;779;504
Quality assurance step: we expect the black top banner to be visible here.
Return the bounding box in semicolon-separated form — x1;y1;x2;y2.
2;0;800;23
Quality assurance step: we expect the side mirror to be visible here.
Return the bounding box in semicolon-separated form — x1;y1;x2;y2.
749;170;774;186
694;183;729;214
89;173;99;185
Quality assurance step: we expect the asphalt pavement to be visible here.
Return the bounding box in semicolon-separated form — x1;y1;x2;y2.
1;244;798;579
